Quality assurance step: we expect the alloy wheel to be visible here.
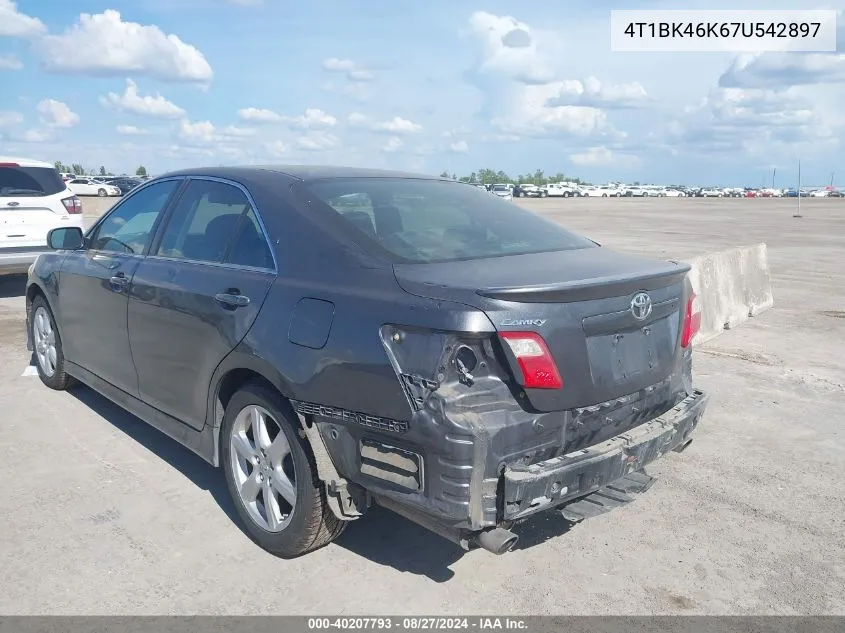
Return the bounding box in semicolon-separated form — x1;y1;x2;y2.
33;306;57;377
229;404;297;532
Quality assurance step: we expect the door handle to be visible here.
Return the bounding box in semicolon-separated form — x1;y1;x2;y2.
109;272;128;289
214;292;250;308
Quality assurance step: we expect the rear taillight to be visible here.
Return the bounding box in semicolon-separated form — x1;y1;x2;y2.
499;331;562;389
681;291;701;348
61;195;82;214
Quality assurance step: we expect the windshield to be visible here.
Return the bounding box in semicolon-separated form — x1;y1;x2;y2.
300;178;596;264
492;186;509;192
0;165;66;197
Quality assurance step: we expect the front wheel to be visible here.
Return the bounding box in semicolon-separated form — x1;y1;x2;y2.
97;188;107;197
30;296;74;390
221;381;345;558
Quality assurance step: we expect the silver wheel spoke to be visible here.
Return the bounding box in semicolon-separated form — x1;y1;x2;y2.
252;408;272;450
271;470;296;506
266;431;291;466
263;480;281;530
231;433;257;464
240;471;262;502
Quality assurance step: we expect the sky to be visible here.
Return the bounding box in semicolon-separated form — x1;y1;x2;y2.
0;0;844;186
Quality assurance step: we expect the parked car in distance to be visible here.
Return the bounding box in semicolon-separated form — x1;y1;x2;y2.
1;156;84;275
66;178;121;197
663;188;686;197
699;188;724;197
546;183;580;198
518;184;547;198
109;178;143;195
490;183;514;201
26;165;707;558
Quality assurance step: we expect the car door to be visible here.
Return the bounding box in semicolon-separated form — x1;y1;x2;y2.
58;179;183;395
127;178;276;430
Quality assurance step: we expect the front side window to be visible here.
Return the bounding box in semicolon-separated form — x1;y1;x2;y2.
155;180;272;268
300;178;596;263
89;180;180;254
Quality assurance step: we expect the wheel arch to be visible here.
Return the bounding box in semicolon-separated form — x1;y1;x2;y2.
206;350;298;467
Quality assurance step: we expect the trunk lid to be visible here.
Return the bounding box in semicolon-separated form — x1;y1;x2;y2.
393;246;691;412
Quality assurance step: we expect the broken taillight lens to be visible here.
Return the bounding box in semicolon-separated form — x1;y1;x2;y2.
681;291;701;348
61;195;82;214
499;331;562;389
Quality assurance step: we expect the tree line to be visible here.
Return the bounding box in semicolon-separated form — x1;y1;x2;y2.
440;168;587;186
53;161;148;178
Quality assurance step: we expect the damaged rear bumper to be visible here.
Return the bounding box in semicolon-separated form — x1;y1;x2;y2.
501;388;708;522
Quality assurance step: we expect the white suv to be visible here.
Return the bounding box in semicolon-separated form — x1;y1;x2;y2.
1;157;84;276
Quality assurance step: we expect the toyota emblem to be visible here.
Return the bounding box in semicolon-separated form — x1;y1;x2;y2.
630;292;652;321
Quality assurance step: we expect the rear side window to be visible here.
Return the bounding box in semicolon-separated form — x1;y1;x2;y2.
300;178;596;263
155;180;273;269
0;165;65;197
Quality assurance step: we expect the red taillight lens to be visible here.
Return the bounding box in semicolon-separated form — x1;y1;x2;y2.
681;291;701;348
499;331;562;389
61;195;82;214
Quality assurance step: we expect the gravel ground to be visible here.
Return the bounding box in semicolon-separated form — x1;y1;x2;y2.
0;196;842;615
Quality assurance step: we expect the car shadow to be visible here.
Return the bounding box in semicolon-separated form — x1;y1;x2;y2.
0;274;26;298
66;382;580;581
67;384;243;532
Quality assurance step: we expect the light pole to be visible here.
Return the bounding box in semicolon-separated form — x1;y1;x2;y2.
793;159;802;218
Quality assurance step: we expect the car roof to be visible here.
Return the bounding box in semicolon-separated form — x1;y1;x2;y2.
0;156;55;169
158;164;439;183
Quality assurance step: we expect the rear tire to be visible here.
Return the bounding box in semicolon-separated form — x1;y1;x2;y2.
221;381;346;558
30;296;74;390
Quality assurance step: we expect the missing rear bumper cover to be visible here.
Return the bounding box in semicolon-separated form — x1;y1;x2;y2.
360;439;424;492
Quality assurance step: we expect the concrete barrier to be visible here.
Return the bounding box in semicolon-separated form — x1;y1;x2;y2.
685;243;774;345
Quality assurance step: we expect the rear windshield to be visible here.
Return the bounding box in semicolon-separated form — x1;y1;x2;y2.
0;165;65;197
300;178;596;263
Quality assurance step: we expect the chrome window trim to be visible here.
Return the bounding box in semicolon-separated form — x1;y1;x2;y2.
148;175;278;274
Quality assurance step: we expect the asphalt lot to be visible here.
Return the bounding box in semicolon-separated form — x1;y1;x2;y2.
0;196;843;615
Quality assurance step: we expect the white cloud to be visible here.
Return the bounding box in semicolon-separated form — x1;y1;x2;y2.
349;113;422;134
375;116;422;133
569;146;640;168
466;12;631;139
38;10;213;83
322;57;374;81
177;119;216;145
382;136;404;153
177;119;256;145
219;125;255;138
117;125;148;135
548;76;651;109
37;99;80;129
719;12;845;88
296;131;340;151
238;107;282;123
0;53;23;70
264;140;288;156
285;108;337;129
100;79;185;119
666;86;838;159
0;0;46;37
720;52;845;88
448;140;469;153
0;110;23;127
467;11;555;84
17;129;53;143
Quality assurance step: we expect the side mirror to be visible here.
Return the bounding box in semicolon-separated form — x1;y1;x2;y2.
47;227;85;250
